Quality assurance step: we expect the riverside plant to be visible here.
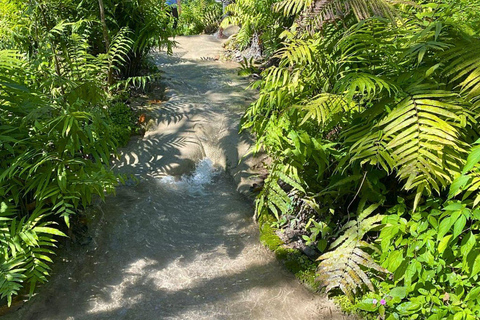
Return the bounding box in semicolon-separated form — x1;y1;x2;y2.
228;0;480;318
0;0;175;305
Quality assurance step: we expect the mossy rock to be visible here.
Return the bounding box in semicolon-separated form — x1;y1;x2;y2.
259;221;283;251
276;247;318;290
258;214;319;291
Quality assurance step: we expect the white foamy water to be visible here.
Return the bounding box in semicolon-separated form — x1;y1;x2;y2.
158;158;218;194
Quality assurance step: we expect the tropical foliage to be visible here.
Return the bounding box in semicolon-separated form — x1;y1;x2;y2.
177;0;223;35
232;0;480;318
0;0;173;306
222;0;295;57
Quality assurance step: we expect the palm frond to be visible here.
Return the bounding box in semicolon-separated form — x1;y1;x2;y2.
0;203;66;306
335;72;396;102
274;0;313;16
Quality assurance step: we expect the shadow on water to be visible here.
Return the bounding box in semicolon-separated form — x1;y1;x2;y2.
12;175;319;320
2;36;350;320
115;50;258;180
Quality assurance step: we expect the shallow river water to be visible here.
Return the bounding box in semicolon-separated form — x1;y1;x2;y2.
3;35;350;320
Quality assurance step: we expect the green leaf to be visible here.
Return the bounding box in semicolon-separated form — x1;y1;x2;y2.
418;47;427;64
463;145;480;173
453;312;463;320
444;202;464;211
387;250;403;272
449;175;470;198
34;227;67;237
453;215;466;239
426;63;441;77
317;239;328;252
437;217;454;241
404;262;417;286
461;232;476;257
438;235;453;254
471;254;480;278
1;202;9;214
465;287;480;301
389;286;407;299
357;299;378;312
397;301;422;315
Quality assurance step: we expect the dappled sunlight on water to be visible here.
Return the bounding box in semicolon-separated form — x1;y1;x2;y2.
3;35;349;320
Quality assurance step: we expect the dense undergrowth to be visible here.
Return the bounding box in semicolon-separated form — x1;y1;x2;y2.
177;0;223;35
0;0;174;306
224;0;480;319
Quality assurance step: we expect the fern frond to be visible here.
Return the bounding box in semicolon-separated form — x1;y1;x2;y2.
299;0;395;30
350;90;469;208
444;39;480;102
256;173;291;219
274;0;313;16
106;27;134;71
296;93;352;126
255;163;304;219
0;203;66;305
335;72;396;102
274;38;315;67
316;204;389;299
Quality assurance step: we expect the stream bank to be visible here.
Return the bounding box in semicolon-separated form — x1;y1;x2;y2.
2;35;349;320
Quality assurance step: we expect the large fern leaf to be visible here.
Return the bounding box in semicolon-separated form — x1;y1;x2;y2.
444;40;480;102
316;203;389;299
349;89;469;209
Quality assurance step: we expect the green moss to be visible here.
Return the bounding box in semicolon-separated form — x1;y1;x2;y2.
259;221;283;251
334;296;356;314
278;248;318;290
258;214;319;291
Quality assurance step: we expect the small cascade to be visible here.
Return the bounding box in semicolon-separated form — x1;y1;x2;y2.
158;158;218;195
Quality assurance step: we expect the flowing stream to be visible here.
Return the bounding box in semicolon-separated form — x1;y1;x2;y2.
4;35;349;320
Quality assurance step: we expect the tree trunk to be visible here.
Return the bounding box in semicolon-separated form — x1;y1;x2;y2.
98;0;110;50
98;0;113;85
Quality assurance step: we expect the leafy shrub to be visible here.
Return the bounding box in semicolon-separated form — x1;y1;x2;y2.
108;102;138;147
222;0;294;58
0;0;167;303
357;198;480;320
0;42;121;303
0;0;174;77
238;0;480;318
